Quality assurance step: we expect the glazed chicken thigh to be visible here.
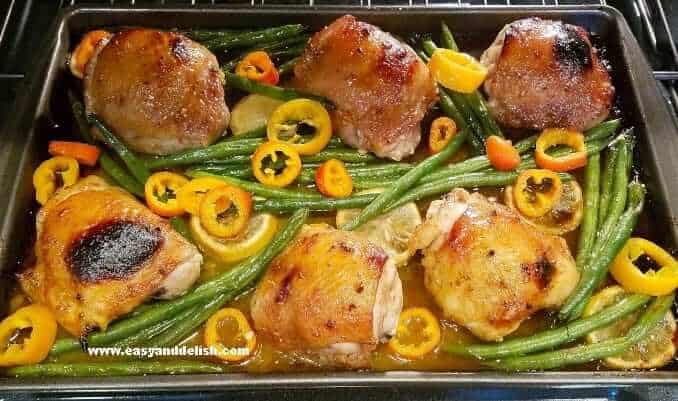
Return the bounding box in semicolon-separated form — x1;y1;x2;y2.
84;29;230;155
480;18;614;131
17;176;202;337
293;15;437;160
409;189;578;342
250;224;403;367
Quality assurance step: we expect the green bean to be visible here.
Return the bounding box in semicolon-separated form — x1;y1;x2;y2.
145;138;263;169
170;217;193;244
559;181;646;321
445;293;650;359
279;57;299;76
340;127;468;231
587;119;622;141
487;293;674;371
595;133;634;246
597;150;618;224
202;24;306;52
49;209;308;355
7;361;227;377
88;115;151;184
256;193;377;213
438;89;471;138
68;90;95;144
575;153;601;271
148;293;229;348
225;125;267;140
225;72;330;106
440;21;459;51
188;172;321;200
302;148;378;164
186;165;254;179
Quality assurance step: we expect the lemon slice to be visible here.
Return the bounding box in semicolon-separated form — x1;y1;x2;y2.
336;189;422;266
190;213;278;264
584;285;676;369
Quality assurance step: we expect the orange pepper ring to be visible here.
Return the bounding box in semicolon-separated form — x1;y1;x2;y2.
315;159;353;198
199;185;252;238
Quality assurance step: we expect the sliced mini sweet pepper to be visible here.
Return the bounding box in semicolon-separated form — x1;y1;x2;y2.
0;304;57;367
427;49;487;94
204;307;257;362
388;307;441;359
428;117;458;154
513;169;563;218
199;185;252;238
177;177;227;215
267;99;332;156
144;172;189;217
33;156;80;205
535;128;587;172
235;51;279;86
251;142;302;188
315;159;353;198
610;238;678;296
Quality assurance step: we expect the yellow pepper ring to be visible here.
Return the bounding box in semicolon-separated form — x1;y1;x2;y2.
610;238;678;296
513;169;563;218
199;185;253;238
204;308;256;362
267;99;332;155
388;307;441;359
0;304;57;367
32;156;80;205
144;172;189;217
427;49;488;94
251;142;302;188
535;128;587;172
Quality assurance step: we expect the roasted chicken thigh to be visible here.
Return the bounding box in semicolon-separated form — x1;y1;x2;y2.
480;18;614;131
17;176;202;337
293;15;437;160
84;29;230;155
409;189;578;341
250;224;403;367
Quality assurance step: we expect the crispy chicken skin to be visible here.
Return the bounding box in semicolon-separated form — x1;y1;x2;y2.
480;18;614;132
293;15;437;161
409;189;579;342
84;29;230;155
17;176;202;337
250;224;403;367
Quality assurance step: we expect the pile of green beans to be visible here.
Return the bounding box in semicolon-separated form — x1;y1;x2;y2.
49;209;309;356
88;115;151;185
486;293;673;371
560;179;645;321
145;138;264;169
221;35;308;72
191;24;307;52
68;93;145;196
444;293;651;359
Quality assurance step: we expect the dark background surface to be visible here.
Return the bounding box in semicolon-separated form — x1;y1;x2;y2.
0;1;677;399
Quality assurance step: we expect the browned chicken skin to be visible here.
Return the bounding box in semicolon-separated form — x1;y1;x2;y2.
250;224;402;367
409;189;579;342
481;18;614;132
84;29;230;155
293;15;437;160
17;176;202;337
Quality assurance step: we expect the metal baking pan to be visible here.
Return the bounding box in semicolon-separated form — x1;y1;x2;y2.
1;4;678;393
